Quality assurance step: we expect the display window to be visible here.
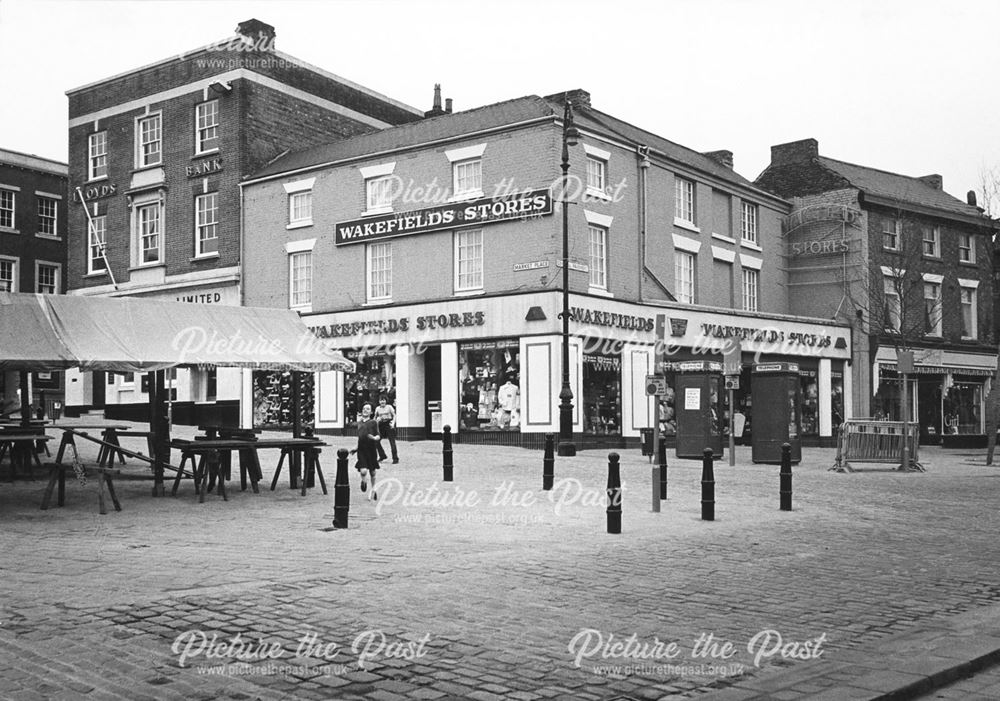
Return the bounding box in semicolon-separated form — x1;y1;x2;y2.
253;370;314;430
345;351;395;427
831;371;845;430
944;379;984;435
799;369;819;436
583;352;621;435
873;374;917;422
459;340;519;431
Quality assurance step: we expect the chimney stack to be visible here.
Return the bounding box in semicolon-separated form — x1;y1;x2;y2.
445;98;453;114
545;89;592;109
770;138;819;166
703;150;734;169
424;84;447;118
918;174;943;190
236;19;276;49
968;190;978;207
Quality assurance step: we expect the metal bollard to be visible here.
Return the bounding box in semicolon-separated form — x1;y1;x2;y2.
658;438;668;500
607;452;622;534
543;433;555;491
701;447;715;521
780;443;792;511
332;448;350;529
442;425;454;482
651;465;660;512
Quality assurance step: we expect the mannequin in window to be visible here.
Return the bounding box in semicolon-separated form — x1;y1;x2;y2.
498;380;520;430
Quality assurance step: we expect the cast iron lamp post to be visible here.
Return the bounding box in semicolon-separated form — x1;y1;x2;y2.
558;98;581;457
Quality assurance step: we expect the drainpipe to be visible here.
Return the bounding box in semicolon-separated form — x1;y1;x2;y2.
637;145;650;301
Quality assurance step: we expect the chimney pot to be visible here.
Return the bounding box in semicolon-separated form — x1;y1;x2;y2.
770;138;819;167
445;98;453;114
968;190;978;207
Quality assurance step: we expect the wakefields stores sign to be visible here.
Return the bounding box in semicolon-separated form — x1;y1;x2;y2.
334;189;553;245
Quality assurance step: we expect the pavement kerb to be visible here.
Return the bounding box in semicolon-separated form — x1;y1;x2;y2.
700;601;1000;700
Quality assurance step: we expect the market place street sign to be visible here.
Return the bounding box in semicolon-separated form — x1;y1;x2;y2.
335;189;553;245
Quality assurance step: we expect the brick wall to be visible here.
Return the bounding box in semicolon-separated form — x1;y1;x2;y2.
0;161;68;292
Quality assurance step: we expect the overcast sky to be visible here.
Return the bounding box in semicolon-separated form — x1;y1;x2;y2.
1;0;997;201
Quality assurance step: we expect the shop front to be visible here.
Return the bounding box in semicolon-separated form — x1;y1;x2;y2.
300;291;852;449
873;347;994;447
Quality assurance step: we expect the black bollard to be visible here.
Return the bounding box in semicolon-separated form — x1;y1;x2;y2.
780;442;792;511
543;433;555;491
606;452;622;534
443;425;454;482
332;448;351;529
701;447;715;521
657;437;668;500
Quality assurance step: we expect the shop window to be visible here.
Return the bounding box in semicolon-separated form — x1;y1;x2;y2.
944;381;983;435
799;370;819;437
252;370;314;430
459;341;520;431
345;352;396;427
873;375;917;422
831;372;845;429
583;353;621;435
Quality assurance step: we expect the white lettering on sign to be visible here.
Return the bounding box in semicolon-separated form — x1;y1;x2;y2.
790;239;850;256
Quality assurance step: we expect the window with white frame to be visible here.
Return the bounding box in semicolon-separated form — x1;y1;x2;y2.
741;201;758;244
133;200;162;265
289;191;312;226
587;156;606;193
289;251;312;308
923;281;942;335
958;233;975;263
37;196;57;236
195;192;218;256
455;229;483;292
36;262;59;294
88;131;108;180
366;176;393;212
883;275;901;331
960;286;977;339
0;189;15;229
366;242;392;301
922;226;940;257
675;250;695;303
589;225;608;289
136;113;162;167
742;268;759;312
675;176;695;225
195;100;219;153
0;258;15;292
882;217;900;250
88;215;107;274
453;159;482;198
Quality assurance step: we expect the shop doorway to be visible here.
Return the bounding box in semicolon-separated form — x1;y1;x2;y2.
582;353;622;436
917;377;943;444
92;371;106;409
424;345;441;438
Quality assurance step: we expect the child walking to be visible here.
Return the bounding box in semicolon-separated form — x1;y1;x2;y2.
353;403;382;500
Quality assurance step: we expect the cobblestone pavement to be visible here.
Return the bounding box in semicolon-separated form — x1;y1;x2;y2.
2;420;1000;700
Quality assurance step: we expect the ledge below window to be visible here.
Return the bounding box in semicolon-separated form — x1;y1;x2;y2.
190;252;220;262
453;289;485;297
0;227;20;235
448;190;484;203
287;220;313;230
673;218;700;234
588;287;614;298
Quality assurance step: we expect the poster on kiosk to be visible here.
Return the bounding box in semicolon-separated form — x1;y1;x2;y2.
674;361;724;459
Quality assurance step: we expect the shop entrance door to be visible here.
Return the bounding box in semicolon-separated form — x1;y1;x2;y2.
424;346;441;439
918;377;942;445
92;371;106;409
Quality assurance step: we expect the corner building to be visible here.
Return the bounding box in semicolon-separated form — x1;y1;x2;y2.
756;138;998;446
243;90;852;447
63;19;422;421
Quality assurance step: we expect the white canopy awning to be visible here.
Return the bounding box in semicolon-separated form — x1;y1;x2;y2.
0;292;354;373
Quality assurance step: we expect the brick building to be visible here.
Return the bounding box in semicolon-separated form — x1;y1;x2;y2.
241;90;852;446
756;138;998;444
0;147;68;415
63;18;423;419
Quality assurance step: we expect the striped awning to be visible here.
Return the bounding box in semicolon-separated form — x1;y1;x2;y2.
879;363;995;377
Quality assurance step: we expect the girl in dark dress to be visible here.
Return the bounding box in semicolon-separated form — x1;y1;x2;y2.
353;402;382;500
